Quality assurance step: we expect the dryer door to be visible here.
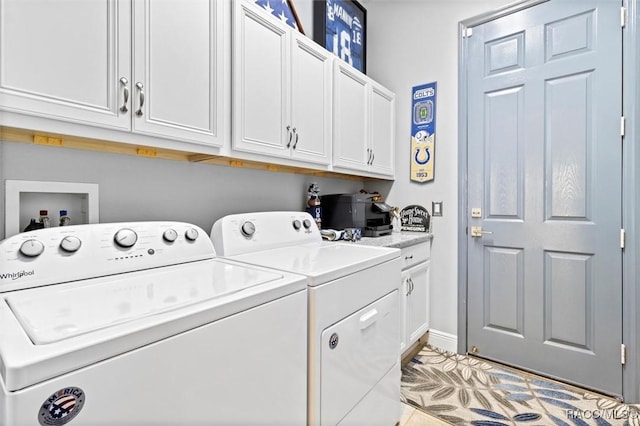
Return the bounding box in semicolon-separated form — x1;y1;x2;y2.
320;290;399;425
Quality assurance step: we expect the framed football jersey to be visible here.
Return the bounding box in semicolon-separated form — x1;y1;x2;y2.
313;0;366;73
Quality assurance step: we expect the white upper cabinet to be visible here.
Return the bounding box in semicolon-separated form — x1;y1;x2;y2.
0;0;131;129
289;33;332;165
369;81;395;176
233;1;290;157
332;61;395;179
332;61;369;172
232;0;331;166
0;0;227;149
132;0;226;147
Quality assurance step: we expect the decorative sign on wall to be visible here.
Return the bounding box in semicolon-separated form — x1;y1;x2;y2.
313;0;367;73
400;205;431;233
410;82;437;183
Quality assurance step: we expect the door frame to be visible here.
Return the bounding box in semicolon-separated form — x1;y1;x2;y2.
456;0;640;403
621;0;640;404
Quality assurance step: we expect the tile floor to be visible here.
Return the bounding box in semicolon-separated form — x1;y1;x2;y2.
399;402;450;426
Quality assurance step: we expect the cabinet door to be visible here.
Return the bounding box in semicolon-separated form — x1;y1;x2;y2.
0;0;131;129
406;261;430;348
400;270;410;353
332;61;369;171
133;0;225;146
232;0;290;156
290;33;332;165
369;82;395;177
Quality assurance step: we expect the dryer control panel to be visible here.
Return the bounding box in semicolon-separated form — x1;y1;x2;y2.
211;211;322;256
0;222;215;292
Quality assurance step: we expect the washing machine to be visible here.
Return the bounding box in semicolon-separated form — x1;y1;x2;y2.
0;221;308;426
211;211;402;426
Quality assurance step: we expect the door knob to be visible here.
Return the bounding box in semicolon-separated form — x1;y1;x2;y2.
471;226;492;238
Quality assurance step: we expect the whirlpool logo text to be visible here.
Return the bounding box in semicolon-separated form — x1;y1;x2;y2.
0;270;35;280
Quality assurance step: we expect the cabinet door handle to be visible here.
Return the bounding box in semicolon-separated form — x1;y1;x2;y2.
119;77;129;113
406;278;411;296
292;128;299;149
286;125;292;148
371;150;375;165
135;82;145;116
366;148;371;164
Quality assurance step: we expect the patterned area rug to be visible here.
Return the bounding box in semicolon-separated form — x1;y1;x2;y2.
401;345;640;426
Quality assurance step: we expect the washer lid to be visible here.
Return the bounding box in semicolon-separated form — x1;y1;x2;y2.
229;242;400;286
5;259;285;344
0;258;307;391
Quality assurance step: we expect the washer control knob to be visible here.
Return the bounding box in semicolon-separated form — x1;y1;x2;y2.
185;228;199;241
240;221;256;238
60;236;82;253
303;219;312;229
292;220;301;230
114;228;138;248
163;229;178;243
20;239;45;257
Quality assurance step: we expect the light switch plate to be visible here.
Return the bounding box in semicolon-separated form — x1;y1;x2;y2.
432;201;443;217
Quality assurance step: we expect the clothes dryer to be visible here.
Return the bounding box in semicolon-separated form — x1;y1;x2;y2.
211;211;402;426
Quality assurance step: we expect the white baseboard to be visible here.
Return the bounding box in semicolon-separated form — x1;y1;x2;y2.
427;329;458;353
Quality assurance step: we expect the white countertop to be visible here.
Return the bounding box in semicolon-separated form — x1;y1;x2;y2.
357;232;432;249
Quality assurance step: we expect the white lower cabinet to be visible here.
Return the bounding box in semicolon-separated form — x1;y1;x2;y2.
399;242;431;355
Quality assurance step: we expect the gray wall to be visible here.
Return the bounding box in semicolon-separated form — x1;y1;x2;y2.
0;0;510;348
365;0;509;346
0;0;508;347
0;141;368;239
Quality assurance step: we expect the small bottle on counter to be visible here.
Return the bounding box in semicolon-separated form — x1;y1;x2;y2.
392;207;401;233
306;183;322;229
59;210;71;226
39;210;51;228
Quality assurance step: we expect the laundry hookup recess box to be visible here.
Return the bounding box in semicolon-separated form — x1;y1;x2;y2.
5;180;99;237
